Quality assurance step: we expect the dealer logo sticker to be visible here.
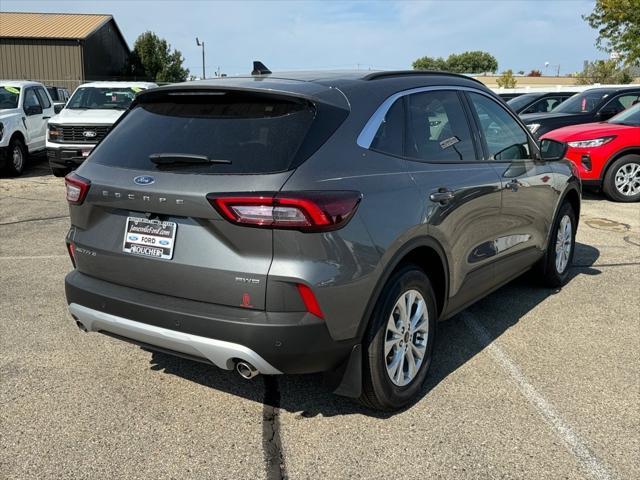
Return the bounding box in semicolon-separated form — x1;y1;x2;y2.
133;175;155;186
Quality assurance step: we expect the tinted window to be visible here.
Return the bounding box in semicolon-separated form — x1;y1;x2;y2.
507;93;542;112
371;98;404;156
0;86;20;109
91;92;317;174
468;92;531;161
603;93;640;113
404;91;475;162
47;87;59;101
24;89;41;109
522;96;566;114
553;90;614;113
35;87;51;108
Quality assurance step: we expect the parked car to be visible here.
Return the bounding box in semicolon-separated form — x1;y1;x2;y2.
64;69;580;411
507;91;576;115
0;80;55;176
497;92;524;101
522;86;640;138
46;85;71;114
541;102;640;202
47;81;157;177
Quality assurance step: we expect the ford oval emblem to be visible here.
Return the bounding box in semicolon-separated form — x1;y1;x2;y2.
134;175;155;186
159;240;170;246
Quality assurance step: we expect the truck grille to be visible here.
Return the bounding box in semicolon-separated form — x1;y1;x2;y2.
60;125;110;143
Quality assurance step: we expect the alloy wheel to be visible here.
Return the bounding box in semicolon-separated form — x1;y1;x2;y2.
384;289;429;387
614;162;640;197
555;214;572;274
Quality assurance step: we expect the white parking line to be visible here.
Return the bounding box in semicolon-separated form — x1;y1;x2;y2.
462;312;617;480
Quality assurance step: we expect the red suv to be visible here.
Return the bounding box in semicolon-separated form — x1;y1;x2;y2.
541;103;640;202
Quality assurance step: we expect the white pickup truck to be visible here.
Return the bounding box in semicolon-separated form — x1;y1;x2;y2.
46;81;157;176
0;80;55;176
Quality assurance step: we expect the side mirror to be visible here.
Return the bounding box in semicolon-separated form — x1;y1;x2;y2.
597;109;618;121
24;104;43;116
54;104;64;114
539;139;567;161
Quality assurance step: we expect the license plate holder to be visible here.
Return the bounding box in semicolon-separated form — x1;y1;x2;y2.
122;217;177;260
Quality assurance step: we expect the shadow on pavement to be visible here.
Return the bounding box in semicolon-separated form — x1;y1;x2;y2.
148;242;600;418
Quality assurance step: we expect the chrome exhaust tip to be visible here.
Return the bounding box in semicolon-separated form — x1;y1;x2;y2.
236;361;259;379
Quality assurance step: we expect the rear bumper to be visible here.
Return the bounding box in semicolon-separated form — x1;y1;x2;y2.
69;303;282;374
65;271;356;374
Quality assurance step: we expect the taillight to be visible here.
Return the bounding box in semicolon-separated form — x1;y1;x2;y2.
296;283;324;319
65;173;91;205
66;242;76;267
208;191;361;232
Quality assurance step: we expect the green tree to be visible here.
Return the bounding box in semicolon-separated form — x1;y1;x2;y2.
583;0;640;66
412;56;448;71
496;70;517;88
445;51;498;74
131;31;189;82
575;59;634;84
412;51;498;73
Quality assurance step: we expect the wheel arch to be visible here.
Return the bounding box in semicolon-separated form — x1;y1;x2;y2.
601;147;640;186
10;129;26;147
357;236;450;340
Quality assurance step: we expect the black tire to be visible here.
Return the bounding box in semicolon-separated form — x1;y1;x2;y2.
4;137;26;176
602;154;640;202
539;202;577;288
360;265;437;411
51;166;70;178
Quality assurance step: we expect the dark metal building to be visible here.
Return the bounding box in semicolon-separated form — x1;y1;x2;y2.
0;12;131;91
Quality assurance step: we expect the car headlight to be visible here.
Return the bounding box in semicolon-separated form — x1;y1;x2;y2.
48;124;62;142
526;123;541;134
567;136;616;148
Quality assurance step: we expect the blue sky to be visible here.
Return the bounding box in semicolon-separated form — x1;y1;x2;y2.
2;0;604;76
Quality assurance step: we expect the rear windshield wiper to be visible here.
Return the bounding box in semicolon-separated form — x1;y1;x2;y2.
149;153;232;165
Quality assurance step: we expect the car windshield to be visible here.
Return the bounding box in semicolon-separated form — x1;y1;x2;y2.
552;90;614;114
66;87;146;110
507;93;542;111
608;102;640;126
0;86;21;109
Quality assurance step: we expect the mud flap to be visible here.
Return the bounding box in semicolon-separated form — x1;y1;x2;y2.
324;344;362;398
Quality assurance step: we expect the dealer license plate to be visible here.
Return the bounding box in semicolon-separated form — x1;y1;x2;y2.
122;217;177;260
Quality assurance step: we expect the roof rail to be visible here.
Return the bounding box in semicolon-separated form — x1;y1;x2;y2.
363;70;487;86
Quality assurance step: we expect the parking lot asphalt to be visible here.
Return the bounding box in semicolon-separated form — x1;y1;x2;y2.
1;160;638;480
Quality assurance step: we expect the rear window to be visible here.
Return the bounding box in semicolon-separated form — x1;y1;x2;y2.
90;92;317;174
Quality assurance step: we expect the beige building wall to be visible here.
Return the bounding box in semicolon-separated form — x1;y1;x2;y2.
0;38;83;91
476;75;640;88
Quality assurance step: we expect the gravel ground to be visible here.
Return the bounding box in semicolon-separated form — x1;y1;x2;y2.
1;159;638;479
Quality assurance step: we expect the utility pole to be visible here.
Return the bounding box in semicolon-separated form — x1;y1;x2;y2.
196;37;205;79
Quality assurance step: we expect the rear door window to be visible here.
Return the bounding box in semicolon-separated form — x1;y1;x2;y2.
404;90;476;162
90;91;318;174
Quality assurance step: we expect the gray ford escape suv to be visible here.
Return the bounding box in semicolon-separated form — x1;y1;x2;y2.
64;70;580;411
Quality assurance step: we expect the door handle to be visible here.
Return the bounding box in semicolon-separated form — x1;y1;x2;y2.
42;116;51;120
505;179;520;192
430;189;455;204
